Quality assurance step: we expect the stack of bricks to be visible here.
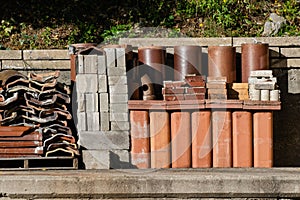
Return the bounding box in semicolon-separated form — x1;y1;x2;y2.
75;46;130;169
206;77;227;99
162;75;206;101
248;70;280;101
228;83;249;100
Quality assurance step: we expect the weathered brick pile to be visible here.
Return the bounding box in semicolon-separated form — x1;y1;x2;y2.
75;47;130;169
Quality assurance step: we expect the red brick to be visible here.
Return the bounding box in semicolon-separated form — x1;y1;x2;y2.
184;94;205;100
191;111;212;168
253;112;273;168
130;110;150;168
212;111;232;167
171;112;191;168
232;111;252;167
162;87;185;94
163;94;184;101
150;111;171;168
186;87;206;94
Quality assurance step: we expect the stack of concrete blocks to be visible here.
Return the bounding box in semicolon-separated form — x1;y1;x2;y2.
248;70;280;101
206;76;227;99
75;47;130;169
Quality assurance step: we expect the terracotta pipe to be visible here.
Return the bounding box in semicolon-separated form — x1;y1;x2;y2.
130;110;150;169
191;111;212;168
253;112;273;168
232;111;253;167
138;46;166;100
241;43;269;83
208;46;236;83
171;112;191;168
150;111;171;168
212;110;232;167
174;46;202;81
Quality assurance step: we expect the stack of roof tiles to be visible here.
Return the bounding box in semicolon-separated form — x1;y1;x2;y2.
0;70;78;158
162;74;206;101
248;70;280;101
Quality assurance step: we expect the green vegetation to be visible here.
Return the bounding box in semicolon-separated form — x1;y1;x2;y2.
0;0;299;49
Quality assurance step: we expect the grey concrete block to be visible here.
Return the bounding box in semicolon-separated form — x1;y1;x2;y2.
0;50;22;59
77;92;85;112
87;112;100;131
110;113;129;122
104;48;116;67
100;112;110;131
23;49;69;60
107;67;126;76
85;93;99;112
82;150;110;169
281;47;300;57
110;103;128;113
108;75;127;85
288;59;300;68
76;112;87;131
109;84;128;94
84;55;98;74
2;60;70;70
111;121;130;131
76;74;98;93
110;94;128;104
110;150;130;169
288;69;300;94
99;93;109;112
116;48;126;67
98;75;108;93
77;55;84;74
97;55;107;75
78;131;129;150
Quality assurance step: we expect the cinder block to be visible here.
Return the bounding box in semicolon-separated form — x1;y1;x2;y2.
107;67;126;76
111;121;130;131
110;150;131;169
98;75;108;93
109;85;128;94
100;112;110;131
77;55;84;74
116;48;126;67
78;131;129;150
110;112;129;122
23;49;69;60
99;93;109;112
97;55;107;75
288;69;300;94
84;55;98;74
110;103;128;113
110;94;128;104
76;112;87;131
86;112;100;131
0;50;22;59
104;48;115;67
82;150;110;169
108;75;127;85
85;93;99;112
76;74;98;93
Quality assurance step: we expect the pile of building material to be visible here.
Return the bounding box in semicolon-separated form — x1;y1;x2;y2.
248;70;280;101
75;46;130;169
0;70;78;158
206;77;227;99
228;83;249;100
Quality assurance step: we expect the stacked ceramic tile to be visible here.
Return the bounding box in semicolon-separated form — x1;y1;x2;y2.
228;83;249;100
75;46;130;169
206;76;227;99
248;70;280;101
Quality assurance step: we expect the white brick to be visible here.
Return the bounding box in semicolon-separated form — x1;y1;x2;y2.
76;74;98;93
107;67;126;76
100;112;110;131
116;48;126;67
111;121;130;131
76;112;87;131
104;48;116;67
110;94;128;104
110;103;128;113
87;112;100;131
85;93;99;112
77;55;84;74
109;85;128;94
99;93;109;112
97;55;107;75
82;150;110;169
108;76;127;85
110;113;129;122
77;92;85;112
84;55;98;74
110;150;130;169
98;75;108;93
